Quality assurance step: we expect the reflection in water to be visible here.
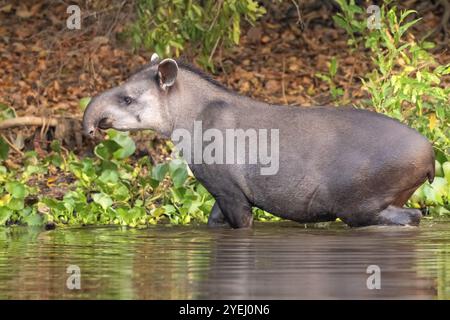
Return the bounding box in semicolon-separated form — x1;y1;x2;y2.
0;221;449;299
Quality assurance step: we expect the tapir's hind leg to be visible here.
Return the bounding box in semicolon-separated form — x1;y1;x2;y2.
376;205;422;226
392;185;420;207
338;205;422;227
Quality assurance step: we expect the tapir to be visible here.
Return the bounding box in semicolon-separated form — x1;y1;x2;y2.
82;54;435;228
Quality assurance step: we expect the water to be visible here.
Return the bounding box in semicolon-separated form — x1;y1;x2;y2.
1;221;449;299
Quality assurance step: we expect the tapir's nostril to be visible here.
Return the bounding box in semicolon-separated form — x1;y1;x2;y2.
97;117;113;130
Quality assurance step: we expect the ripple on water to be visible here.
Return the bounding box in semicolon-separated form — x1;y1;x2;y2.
0;221;449;299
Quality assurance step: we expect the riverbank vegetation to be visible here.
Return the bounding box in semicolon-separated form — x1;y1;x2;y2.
0;0;449;227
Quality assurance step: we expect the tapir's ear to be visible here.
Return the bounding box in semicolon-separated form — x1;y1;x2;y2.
158;59;178;90
150;53;159;63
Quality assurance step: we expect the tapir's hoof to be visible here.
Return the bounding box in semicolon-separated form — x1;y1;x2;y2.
378;206;422;226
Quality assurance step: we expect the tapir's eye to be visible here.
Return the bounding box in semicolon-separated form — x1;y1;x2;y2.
123;96;133;105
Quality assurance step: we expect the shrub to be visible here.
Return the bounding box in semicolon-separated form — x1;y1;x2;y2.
127;0;266;69
334;0;450;215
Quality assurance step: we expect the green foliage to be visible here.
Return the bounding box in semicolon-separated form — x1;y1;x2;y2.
334;0;450;215
127;0;266;69
334;1;450;159
0;129;279;227
332;0;365;47
0;103;16;160
78;97;91;111
0;137;8;161
0;103;16;121
315;57;344;102
410;160;450;216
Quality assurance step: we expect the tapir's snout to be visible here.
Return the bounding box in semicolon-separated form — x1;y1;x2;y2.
82;99;97;137
82;97;114;137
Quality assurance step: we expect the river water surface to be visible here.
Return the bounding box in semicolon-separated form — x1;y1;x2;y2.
1;221;449;299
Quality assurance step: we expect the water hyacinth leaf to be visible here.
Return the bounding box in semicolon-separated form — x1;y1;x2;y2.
430;177;448;197
42;197;66;212
92;193;113;211
152;163;169;182
108;130;136;160
94;140;122;160
163;204;177;215
5;182;27;199
112;183;130;201
151;207;165;218
23;213;44;226
170;187;186;203
443;162;450;184
7;198;24;210
195;183;210;198
98;169;119;184
423;182;443;206
169;160;188;188
0;207;12;225
435;161;443;177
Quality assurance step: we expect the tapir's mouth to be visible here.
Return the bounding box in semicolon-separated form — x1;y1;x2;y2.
97;117;114;130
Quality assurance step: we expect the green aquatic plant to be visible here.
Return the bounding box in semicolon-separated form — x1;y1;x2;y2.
0;129;279;227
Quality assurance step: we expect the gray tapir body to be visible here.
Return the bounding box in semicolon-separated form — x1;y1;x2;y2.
83;55;435;228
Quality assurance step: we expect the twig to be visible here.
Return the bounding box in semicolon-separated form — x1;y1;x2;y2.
106;1;127;37
0;134;24;156
290;0;305;30
208;36;222;64
0;117;62;130
281;56;288;105
208;0;224;32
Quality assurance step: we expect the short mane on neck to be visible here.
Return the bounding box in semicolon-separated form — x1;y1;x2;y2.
175;60;234;94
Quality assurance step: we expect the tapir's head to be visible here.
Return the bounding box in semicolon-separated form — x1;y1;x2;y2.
82;53;179;137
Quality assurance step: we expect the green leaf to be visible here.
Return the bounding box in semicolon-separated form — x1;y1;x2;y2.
94;140;121;160
5;182;27;199
168;159;189;187
0;207;12;225
152;163;169;181
171;167;188;188
332;15;348;31
435;160;444;177
232;13;240;44
7;198;24;210
112;183;130;201
50;140;61;152
98;169;119;184
329;57;338;77
0;137;9;160
92;193;113;211
443;162;450;184
0;103;16;121
23;213;44;226
79;97;91;111
108;131;136;159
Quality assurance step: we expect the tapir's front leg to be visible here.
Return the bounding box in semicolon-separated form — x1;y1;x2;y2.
207;202;229;227
214;195;253;229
